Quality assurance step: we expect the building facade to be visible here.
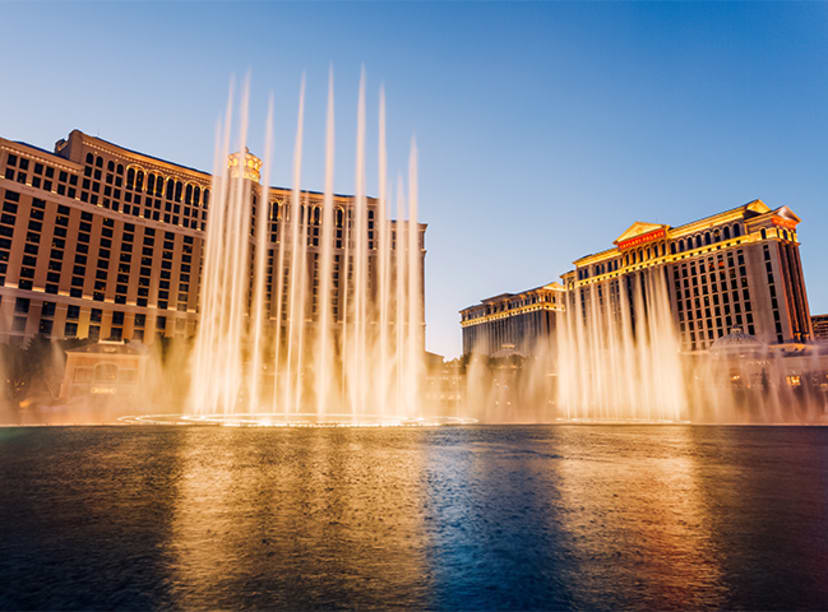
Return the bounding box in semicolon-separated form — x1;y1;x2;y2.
59;339;149;400
459;282;564;356
812;314;828;341
562;200;812;352
0;130;425;346
461;199;814;358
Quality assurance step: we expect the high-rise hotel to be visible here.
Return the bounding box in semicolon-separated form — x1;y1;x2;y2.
0;130;425;345
462;199;813;355
564;200;811;352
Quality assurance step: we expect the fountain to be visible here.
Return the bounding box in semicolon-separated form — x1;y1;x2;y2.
183;71;453;426
555;268;687;421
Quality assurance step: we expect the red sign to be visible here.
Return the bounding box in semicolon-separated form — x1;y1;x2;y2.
616;228;666;250
772;216;798;230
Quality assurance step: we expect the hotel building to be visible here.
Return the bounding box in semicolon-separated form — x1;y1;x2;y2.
564;200;812;352
460;282;565;356
813;314;828;341
461;199;814;356
0;130;425;345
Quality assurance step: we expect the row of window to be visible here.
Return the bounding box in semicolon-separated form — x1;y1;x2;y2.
85;155;206;231
577;223;747;280
17;297;184;340
673;250;754;351
0;188;197;313
3;150;208;232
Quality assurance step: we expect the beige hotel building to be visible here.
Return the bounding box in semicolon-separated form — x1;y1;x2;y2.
462;199;813;355
0;130;425;345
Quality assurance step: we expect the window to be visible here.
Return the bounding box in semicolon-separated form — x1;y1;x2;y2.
94;363;117;382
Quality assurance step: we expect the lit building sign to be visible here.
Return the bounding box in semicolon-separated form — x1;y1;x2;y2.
616;228;666;250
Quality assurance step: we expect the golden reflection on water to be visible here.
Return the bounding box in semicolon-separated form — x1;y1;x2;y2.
169;428;430;608
554;426;726;609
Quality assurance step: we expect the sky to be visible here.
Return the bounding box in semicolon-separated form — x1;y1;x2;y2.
1;2;827;358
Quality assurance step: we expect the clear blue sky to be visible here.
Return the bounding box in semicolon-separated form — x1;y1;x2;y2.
2;2;827;357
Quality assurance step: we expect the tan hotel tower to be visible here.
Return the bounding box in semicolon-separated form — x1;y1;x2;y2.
0;130;426;345
462;199;813;355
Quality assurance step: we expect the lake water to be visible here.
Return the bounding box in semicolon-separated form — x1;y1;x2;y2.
0;425;826;610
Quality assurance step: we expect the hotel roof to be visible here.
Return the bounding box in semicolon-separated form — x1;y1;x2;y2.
67;130;383;201
570;199;783;266
460;281;563;312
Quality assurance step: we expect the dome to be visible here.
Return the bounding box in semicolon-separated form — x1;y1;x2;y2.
710;327;766;355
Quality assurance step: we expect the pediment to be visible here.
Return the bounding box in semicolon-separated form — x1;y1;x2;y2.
745;199;771;215
614;222;668;245
773;206;801;223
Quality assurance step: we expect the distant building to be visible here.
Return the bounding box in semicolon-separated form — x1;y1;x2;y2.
59;339;149;400
462;199;814;356
562;200;813;352
813;314;828;341
424;352;464;415
459;282;564;356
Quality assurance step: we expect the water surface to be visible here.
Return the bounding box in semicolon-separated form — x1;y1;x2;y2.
0;425;825;610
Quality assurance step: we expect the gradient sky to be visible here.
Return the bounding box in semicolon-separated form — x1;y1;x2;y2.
1;2;827;357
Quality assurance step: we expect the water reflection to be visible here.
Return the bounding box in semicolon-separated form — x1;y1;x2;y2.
0;425;825;610
169;428;432;608
421;427;574;609
688;426;828;609
554;426;725;609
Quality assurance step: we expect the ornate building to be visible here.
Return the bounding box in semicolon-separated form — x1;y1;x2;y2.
462;199;814;357
562;200;812;352
459;282;564;356
0;130;425;345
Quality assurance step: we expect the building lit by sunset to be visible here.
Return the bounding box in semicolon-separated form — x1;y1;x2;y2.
0;130;425;345
462;199;814;358
813;314;828;341
459;282;564;356
563;199;812;352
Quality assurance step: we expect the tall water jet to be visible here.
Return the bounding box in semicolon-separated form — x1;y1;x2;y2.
187;72;428;424
283;75;307;417
314;68;336;420
247;95;274;412
376;86;389;420
556;268;687;421
352;67;368;418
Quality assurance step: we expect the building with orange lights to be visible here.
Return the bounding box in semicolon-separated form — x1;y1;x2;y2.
813;315;828;341
461;199;814;357
0;130;425;345
563;200;812;352
459;282;565;356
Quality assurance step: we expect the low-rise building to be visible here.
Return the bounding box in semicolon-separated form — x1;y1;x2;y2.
812;314;828;341
459;282;564;356
59;339;149;400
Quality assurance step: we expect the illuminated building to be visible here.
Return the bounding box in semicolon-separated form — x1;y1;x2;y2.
459;282;564;356
563;200;813;352
59;339;149;400
812;314;828;341
461;199;814;357
0;130;425;345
